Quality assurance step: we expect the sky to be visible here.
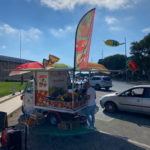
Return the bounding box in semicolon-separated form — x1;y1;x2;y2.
0;0;150;67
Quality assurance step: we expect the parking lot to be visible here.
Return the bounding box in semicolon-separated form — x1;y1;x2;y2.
95;80;150;149
7;80;150;150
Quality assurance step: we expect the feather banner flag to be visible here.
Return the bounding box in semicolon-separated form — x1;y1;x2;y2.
74;8;96;70
105;40;125;47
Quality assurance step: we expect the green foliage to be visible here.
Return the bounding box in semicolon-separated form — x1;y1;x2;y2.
0;82;26;97
130;33;150;80
98;54;126;70
52;63;72;68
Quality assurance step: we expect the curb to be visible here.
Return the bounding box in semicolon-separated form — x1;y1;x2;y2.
0;93;21;104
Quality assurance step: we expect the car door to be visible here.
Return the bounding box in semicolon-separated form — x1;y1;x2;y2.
142;88;150;114
117;87;144;113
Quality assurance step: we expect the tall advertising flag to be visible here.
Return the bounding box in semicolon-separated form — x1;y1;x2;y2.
74;8;95;70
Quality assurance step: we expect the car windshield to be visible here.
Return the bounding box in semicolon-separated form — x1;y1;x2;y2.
103;77;111;81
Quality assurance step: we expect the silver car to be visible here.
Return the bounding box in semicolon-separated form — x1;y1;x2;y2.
89;76;112;90
100;85;150;115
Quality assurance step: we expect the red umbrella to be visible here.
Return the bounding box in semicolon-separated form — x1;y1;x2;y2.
15;62;43;70
9;62;43;76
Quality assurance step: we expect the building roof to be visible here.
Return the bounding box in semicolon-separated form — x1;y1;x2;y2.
0;55;34;63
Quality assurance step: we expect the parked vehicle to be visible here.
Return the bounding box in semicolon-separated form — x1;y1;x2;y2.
100;85;150;115
89;76;112;90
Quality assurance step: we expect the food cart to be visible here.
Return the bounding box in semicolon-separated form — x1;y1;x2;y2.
21;68;87;127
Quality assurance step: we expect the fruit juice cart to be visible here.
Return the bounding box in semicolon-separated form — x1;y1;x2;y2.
21;68;87;126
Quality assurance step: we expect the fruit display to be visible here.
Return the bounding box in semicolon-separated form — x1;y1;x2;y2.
35;87;87;109
49;87;65;98
35;90;48;106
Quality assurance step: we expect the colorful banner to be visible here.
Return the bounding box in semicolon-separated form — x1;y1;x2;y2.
104;40;124;47
43;55;59;69
128;60;139;71
75;8;95;70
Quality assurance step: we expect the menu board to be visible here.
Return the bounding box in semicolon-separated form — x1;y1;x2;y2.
37;72;48;91
48;71;68;89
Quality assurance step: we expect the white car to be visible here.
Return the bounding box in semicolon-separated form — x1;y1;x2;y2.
89;76;112;90
100;85;150;115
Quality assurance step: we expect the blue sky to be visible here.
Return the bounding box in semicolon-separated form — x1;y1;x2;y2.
0;0;150;66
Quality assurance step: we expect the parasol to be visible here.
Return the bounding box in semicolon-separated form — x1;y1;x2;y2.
79;62;110;73
9;62;43;76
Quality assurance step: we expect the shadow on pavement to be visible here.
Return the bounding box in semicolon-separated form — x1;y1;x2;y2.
104;110;150;128
27;126;145;150
95;89;116;93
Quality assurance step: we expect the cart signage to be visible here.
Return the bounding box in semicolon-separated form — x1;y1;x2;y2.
49;71;68;89
37;72;48;91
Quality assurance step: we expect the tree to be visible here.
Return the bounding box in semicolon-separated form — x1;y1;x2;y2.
52;63;71;68
130;33;150;80
98;54;126;70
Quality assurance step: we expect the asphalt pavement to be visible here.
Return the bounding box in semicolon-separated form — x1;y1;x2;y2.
95;80;150;149
1;80;150;150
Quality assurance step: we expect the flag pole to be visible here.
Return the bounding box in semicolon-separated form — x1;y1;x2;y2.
125;37;127;81
72;11;80;109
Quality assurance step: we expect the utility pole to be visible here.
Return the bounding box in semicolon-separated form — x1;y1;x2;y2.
20;31;22;59
102;49;104;59
125;37;127;81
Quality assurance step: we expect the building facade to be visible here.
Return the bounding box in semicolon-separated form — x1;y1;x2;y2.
0;55;34;81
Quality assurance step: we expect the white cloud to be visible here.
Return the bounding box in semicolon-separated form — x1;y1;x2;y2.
0;24;42;41
142;27;150;33
40;0;140;10
0;45;6;50
109;26;122;31
22;28;42;40
105;16;119;24
2;45;6;49
49;25;74;37
0;24;18;35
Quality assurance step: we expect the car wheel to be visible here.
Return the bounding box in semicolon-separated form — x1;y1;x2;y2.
105;102;117;113
105;87;110;91
47;114;59;125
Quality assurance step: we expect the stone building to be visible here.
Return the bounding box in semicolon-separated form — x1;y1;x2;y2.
0;55;34;81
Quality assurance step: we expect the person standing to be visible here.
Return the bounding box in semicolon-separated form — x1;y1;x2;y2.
85;82;96;129
21;75;24;85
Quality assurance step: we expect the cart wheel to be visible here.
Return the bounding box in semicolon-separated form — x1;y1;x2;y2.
47;114;59;125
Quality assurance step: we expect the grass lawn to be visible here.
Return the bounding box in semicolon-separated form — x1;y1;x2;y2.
0;81;26;98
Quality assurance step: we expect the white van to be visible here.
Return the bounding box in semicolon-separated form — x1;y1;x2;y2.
89;76;112;90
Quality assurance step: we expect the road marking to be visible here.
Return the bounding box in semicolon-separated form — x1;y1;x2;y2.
128;139;150;149
99;130;150;149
